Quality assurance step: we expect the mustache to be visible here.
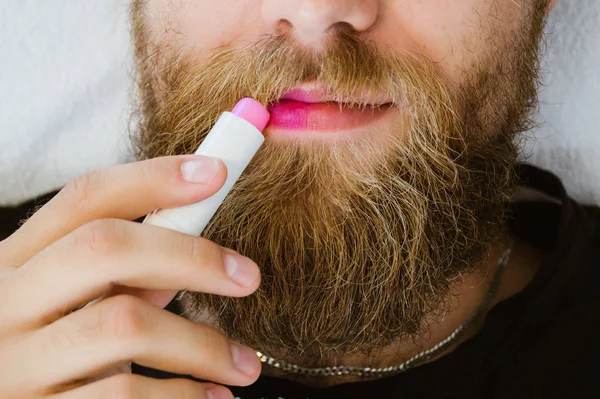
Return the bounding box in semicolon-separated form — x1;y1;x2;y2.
151;31;454;111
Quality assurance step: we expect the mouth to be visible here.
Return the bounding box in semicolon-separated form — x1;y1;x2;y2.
265;82;394;138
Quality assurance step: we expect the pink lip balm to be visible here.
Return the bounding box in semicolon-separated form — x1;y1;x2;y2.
143;98;270;236
232;98;270;131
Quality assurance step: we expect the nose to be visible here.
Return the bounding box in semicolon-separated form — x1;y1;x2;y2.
262;0;379;46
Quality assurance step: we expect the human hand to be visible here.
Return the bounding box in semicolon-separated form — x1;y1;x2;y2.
0;155;261;399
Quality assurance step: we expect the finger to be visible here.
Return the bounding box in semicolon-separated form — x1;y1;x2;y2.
0;218;259;335
0;155;227;269
6;295;261;392
111;247;247;309
47;374;233;399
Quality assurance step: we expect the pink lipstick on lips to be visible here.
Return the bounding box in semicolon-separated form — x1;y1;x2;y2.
267;84;393;133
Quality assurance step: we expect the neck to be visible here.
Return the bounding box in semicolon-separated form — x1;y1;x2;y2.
257;231;543;387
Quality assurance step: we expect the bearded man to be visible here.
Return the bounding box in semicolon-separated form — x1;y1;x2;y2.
1;0;599;398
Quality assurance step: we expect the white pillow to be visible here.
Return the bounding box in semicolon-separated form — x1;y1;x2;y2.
525;0;600;205
0;0;132;206
0;0;598;205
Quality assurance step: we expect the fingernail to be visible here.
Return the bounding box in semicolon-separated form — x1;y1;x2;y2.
230;342;260;377
224;253;259;288
206;386;232;399
180;158;221;184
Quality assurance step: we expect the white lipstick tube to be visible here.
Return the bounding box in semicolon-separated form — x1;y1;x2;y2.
143;102;267;236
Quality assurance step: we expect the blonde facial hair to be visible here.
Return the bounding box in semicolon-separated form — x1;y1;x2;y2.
130;1;546;361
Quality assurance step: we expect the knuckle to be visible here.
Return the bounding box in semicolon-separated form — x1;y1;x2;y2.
105;374;138;399
74;219;126;257
195;327;230;360
98;295;148;341
183;237;221;270
60;171;104;208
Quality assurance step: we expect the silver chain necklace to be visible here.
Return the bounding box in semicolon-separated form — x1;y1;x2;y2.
255;238;514;379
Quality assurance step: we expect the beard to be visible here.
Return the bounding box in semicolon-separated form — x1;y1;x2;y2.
129;1;546;361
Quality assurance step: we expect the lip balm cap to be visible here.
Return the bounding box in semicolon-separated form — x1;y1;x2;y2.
231;98;270;132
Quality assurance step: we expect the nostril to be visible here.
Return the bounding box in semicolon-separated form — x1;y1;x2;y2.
327;21;360;37
262;0;379;46
275;18;293;36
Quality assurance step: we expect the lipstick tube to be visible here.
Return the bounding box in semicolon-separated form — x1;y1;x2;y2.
143;98;270;236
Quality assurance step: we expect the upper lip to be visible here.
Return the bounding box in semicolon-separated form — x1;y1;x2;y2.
279;82;393;105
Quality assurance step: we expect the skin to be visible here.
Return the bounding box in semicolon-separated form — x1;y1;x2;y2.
0;1;558;398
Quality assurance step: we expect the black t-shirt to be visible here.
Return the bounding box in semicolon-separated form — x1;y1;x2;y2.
2;164;599;398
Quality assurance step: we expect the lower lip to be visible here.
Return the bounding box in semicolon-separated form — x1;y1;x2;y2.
266;100;392;135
